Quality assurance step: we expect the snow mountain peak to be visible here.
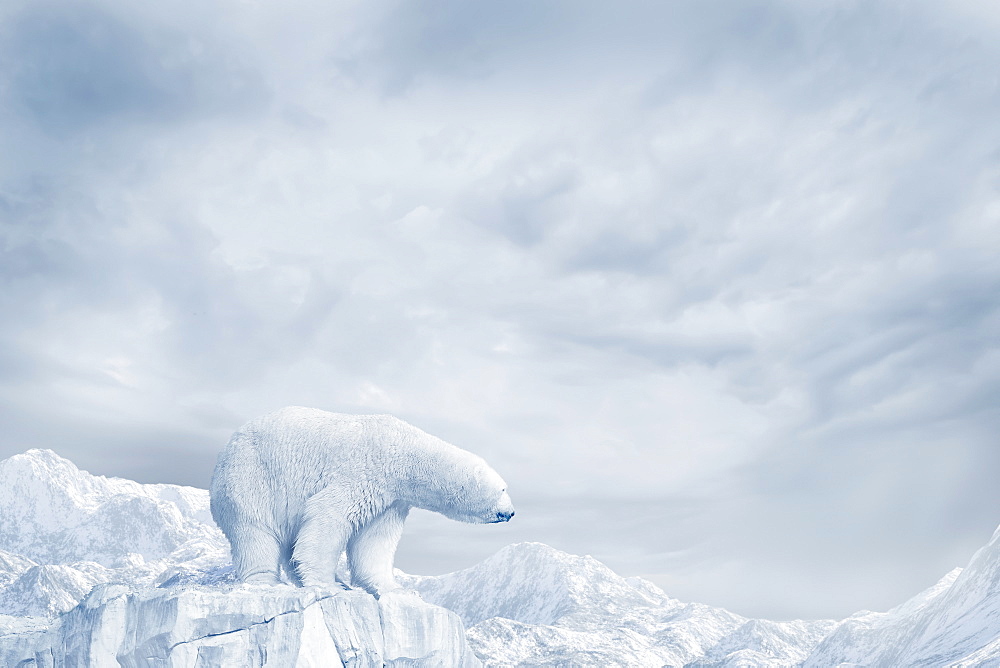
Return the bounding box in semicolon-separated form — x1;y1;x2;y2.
0;449;222;567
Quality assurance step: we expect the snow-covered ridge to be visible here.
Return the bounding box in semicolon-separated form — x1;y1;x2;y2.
0;449;230;620
400;541;675;627
1;449;1000;666
0;449;221;566
398;542;835;667
805;524;1000;668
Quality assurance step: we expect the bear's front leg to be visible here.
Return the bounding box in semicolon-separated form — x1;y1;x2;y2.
229;523;284;584
292;487;351;587
347;502;410;597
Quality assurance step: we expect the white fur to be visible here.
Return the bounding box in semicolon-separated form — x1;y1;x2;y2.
210;407;514;595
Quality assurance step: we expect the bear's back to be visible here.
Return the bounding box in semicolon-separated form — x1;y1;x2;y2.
232;407;415;489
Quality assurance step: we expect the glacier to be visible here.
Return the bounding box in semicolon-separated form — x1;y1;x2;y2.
1;449;1000;666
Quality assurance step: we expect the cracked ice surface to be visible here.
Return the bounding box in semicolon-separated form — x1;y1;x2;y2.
0;584;480;667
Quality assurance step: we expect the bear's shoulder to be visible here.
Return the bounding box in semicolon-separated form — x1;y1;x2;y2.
244;407;415;437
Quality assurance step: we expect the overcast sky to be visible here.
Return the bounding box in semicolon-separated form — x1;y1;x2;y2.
1;0;999;620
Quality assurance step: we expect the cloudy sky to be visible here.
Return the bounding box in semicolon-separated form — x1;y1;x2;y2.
2;0;999;620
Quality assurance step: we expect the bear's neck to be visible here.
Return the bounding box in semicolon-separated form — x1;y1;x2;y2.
391;439;460;512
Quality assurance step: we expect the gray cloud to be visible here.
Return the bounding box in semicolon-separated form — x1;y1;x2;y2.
2;2;267;135
0;0;998;619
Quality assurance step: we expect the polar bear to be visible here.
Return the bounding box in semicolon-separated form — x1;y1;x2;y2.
209;406;514;596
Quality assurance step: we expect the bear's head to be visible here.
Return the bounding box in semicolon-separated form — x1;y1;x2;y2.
407;448;515;524
440;462;515;524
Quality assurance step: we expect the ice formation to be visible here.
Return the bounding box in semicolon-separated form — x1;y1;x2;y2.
0;584;480;667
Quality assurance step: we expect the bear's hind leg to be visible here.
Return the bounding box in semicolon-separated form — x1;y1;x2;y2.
347;503;409;597
292;488;351;587
230;524;283;584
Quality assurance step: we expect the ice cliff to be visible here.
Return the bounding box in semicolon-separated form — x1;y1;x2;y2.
0;585;479;667
2;449;1000;666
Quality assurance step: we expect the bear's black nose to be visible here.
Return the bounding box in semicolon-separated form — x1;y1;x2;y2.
496;510;514;522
